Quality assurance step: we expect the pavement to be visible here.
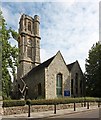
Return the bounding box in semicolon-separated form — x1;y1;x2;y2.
1;105;100;119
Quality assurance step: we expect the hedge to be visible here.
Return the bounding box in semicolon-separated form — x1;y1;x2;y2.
2;97;101;107
3;100;26;107
26;97;100;105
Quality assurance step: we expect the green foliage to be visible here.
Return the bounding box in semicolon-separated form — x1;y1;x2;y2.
84;97;99;102
26;99;31;105
85;42;101;97
0;10;19;99
10;28;19;41
29;97;99;105
3;100;26;107
3;97;100;107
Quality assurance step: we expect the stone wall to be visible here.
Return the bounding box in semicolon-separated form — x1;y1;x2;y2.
24;68;45;99
45;51;70;99
0;101;3;115
3;102;97;115
71;61;85;97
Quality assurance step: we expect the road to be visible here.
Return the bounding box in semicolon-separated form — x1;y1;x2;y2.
43;108;101;120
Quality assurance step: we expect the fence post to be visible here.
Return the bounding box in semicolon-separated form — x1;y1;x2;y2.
54;104;56;114
87;101;89;109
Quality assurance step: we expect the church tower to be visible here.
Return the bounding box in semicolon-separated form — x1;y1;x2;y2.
17;14;41;79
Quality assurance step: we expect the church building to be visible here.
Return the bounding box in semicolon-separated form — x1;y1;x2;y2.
13;14;84;99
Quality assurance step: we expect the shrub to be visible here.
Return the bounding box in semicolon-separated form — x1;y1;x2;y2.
3;100;26;107
26;99;31;105
30;97;85;105
84;97;99;102
3;97;100;107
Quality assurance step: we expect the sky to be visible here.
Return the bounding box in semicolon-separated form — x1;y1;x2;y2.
1;0;100;72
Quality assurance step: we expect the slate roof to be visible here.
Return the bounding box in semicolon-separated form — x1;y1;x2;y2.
67;61;76;71
24;55;55;78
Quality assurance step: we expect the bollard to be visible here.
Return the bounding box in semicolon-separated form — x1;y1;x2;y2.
84;98;86;107
84;101;86;107
98;101;100;107
54;104;56;114
28;104;30;117
81;102;83;107
26;99;31;117
87;101;89;109
74;102;76;111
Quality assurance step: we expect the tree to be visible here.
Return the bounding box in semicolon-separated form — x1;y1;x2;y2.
0;43;1;98
0;10;19;99
85;42;101;97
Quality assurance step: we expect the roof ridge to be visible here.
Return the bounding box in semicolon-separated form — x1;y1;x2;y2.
67;61;76;71
23;55;55;78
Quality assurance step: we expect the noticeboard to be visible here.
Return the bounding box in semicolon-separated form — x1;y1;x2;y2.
64;90;70;96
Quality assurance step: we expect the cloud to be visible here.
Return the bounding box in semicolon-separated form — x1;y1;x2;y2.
1;1;99;72
2;4;20;30
2;0;100;2
2;0;75;2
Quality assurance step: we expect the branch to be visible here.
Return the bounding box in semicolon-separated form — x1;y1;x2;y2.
9;28;19;41
20;78;26;93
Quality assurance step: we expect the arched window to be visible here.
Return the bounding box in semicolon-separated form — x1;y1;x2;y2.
56;73;62;96
28;22;31;31
80;80;82;96
27;38;32;58
71;79;73;95
75;73;78;95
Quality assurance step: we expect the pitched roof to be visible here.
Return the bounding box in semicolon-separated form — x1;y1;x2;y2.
67;61;76;71
67;60;84;75
24;55;55;77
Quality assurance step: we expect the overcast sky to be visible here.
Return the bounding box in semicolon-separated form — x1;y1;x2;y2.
1;0;100;72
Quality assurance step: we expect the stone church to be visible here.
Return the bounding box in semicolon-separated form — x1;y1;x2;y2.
13;14;85;100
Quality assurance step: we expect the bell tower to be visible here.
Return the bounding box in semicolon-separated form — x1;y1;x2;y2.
17;14;41;79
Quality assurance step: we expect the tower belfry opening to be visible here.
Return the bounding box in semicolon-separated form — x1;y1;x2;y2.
17;14;41;79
